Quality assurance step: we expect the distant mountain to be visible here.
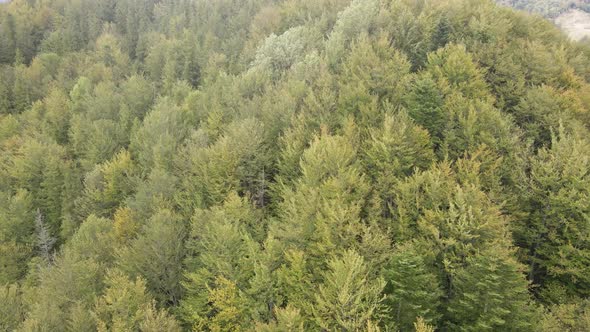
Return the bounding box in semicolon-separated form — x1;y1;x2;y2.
497;0;590;41
496;0;590;18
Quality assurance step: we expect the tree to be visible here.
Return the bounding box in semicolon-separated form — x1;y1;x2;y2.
0;13;16;64
180;195;260;328
363;110;435;220
93;269;181;332
515;126;590;302
175;118;268;210
414;317;435;332
404;74;446;146
384;243;443;331
251;26;313;79
130;97;188;172
325;0;379;65
42;87;72;145
339;34;411;104
0;189;34;284
20;215;114;331
117;209;186;306
274;250;315;321
0;283;26;332
446;248;537;331
203;276;250;332
271;132;389;277
255;305;305;332
34;209;56;263
313;250;385;331
75;149;136;221
426;44;490;101
12;65;30;113
540;299;590;332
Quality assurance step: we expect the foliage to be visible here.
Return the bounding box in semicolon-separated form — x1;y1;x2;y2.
1;0;590;330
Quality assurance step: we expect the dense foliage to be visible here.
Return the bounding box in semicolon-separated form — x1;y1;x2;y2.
2;0;590;330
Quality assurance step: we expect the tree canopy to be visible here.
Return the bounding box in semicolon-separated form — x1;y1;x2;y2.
1;0;590;331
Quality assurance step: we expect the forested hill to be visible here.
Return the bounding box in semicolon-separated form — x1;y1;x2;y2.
2;0;590;331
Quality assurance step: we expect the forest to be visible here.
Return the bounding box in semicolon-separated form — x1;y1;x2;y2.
1;0;590;331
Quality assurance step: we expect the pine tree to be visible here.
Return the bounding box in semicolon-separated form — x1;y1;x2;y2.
272;132;385;270
204;276;250;332
414;317;435;332
404;74;446;146
12;65;30;113
0;13;15;63
275;250;315;320
0;189;34;283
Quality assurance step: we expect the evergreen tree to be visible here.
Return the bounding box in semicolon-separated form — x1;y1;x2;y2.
0;284;26;332
363;110;435;220
117;209;185;306
313;250;385;331
180;194;260;328
515;125;590;302
446;248;537;331
93;269;181;332
384;243;443;331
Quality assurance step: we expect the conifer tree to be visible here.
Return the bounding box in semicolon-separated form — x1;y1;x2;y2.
446;248;537;331
180;194;259;327
515;125;590;302
93;269;181;332
117;209;185;306
363;110;435;220
313;250;385;331
384;243;442;331
34;209;56;264
0;284;26;332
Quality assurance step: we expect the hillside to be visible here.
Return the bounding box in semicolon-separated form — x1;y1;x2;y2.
1;0;590;331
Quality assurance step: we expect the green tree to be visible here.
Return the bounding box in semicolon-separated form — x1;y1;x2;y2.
117;209;185;306
363;110;435;220
404;74;446;146
446;248;537;331
76;149;136;221
93;269;180;332
21;215;114;331
0;283;27;331
384;243;443;331
180;194;260;328
0;190;34;284
313;250;385;331
255;305;305;332
515;125;590;302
